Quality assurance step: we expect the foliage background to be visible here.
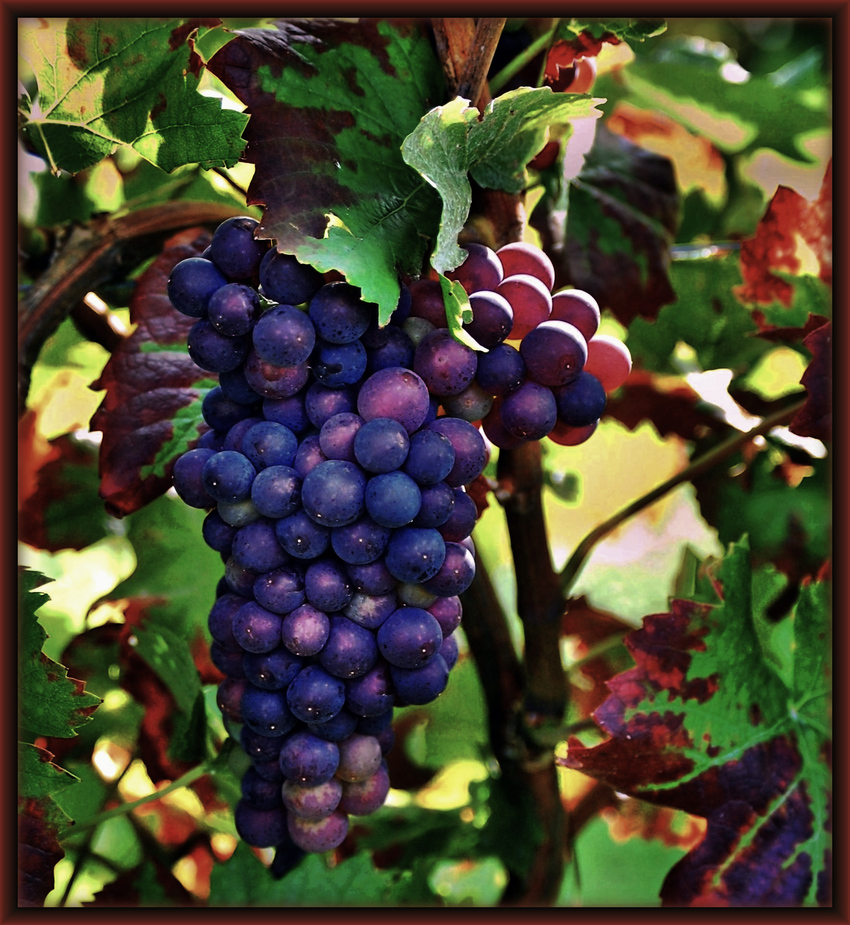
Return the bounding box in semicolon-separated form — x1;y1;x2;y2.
17;16;832;908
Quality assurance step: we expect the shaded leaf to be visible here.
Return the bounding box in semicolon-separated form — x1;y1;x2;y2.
19;742;80;801
90;228;216;518
18;568;102;740
789;321;831;443
18;795;68;907
556;124;679;324
207;18;446;322
402;88;600;275
558;19;666;45
19;18;246;174
561;539;831;906
18;433;107;552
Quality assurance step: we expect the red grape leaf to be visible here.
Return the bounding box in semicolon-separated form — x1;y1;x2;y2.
18;795;67;907
560;539;831;906
18;432;106;552
90;228;217;518
734;160;832;315
206;19;445;321
557;124;679;324
789;321;831;443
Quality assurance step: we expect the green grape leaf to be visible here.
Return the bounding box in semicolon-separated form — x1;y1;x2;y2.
19;18;247;174
619;36;830;164
401;88;600;275
558;19;667;44
207;18;446;324
561;539;832;906
18;568;102;740
19;742;80;802
131;623;203;717
208;842;402;905
89;228;216;518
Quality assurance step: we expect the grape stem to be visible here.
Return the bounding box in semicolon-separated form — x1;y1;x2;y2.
558;396;808;596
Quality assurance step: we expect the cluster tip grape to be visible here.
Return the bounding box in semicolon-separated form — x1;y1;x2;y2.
168;216;630;862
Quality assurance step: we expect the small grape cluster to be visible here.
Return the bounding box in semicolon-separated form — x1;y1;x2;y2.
167;217;630;861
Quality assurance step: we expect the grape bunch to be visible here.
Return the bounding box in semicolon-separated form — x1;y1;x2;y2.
167;217;630;862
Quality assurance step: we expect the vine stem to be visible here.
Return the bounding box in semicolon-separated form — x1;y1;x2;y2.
70;761;210;833
559;397;808;596
488;22;559;95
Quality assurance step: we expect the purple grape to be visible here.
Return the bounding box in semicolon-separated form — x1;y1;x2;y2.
218;498;261;528
402;429;455;486
279;730;340;785
253;564;306;615
241;766;284;810
377;607;443;670
411;481;455;528
365;471;421;528
243;646;304;690
301;460;366;527
241;725;284;763
499;380;557;440
549;288;601;340
259;248;324;305
345;663;395;717
357;367;431;434
219;364;262;405
253;304;316;367
275;509;330;560
520;319;588;387
207;592;246;646
282;603;331;657
187;319;249;373
319;412;364;462
447;243;503;294
390;655;450;705
385;527;446;583
440;382;494;423
308;282;373;344
286;664;346;724
352;417;410;474
231;519;288;573
216;677;247;724
223;416;264;453
552;370;607;427
428;418;488;488
168;256;227;318
172;448;216;508
207;283;260;337
202;450;256;503
365;324;415;373
338;762;390;816
421;541;476;596
475;342;526;396
304;382;358;429
336;734;382;782
413;329;478;397
307;708;359;743
241;684;298;737
209;216;269;281
318;615;378;679
346;559;398;595
330;516;392;566
281;777;343;820
234;799;287;848
251;465;302;519
408;278;448;327
343;591;396;630
428;595;463;637
242;421;298;470
232;600;284;654
224;556;260;597
287;810;349;853
263;394;311;434
210;641;245;678
293;435;329;479
465;290;514;347
243;349;311;399
203;386;257;432
304;558;354;613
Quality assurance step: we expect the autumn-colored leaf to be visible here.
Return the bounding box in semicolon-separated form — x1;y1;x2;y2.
734;160;832;312
561;540;831;906
789;321;831;443
18;795;67;907
90;228;217;518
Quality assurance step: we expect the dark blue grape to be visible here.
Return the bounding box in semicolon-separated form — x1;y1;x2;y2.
302;460;366;527
304;382;358;429
242;421;299;470
240;684;298;737
210;641;245;678
311;338;367;387
475;342;526;396
343;591;396;630
241;725;284;763
208;592;248;646
402;429;455;486
385;527;446;583
377;607;443;669
232;600;284;653
223;416;264;453
308;282;373;344
202;450;256;503
428;595;462;638
275;509;330;560
440;633;459;670
427;418;488;488
172;448;215;508
330;516;392;566
422;541;476;596
286;665;346;724
263;394;311;434
390;655;449;705
219;364;262;405
345;663;395;717
281;604;330;657
465;290;513;347
292;435;328;479
244;349;310;399
346;559;397;595
253;305;316;367
304;558;353;613
355;706;394;735
253;564;306;614
187;319;249;373
168;256;227;318
244;646;304;690
365;471;421;528
439;488;478;542
209;216;269;281
499;379;557;440
259;249;324;305
224;556;260;597
365;324;415;373
202;386;257;432
353;417;410;474
241;765;283;810
552;370;607;427
208;283;261;336
412;481;455;528
413;329;478;397
318;615;378;679
250;465;301;520
234;799;287;848
319;412;364;462
306;708;359;743
231;520;288;573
